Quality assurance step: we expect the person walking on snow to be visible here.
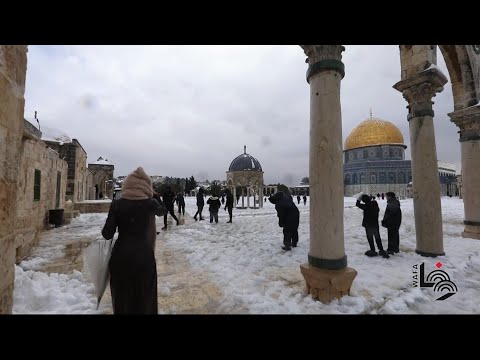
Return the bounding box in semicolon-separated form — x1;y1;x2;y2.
102;167;166;314
162;186;179;230
194;187;205;221
224;188;234;223
176;192;185;216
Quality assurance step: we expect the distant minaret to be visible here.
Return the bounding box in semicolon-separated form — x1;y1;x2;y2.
35;111;40;131
370;108;373;120
244;145;246;154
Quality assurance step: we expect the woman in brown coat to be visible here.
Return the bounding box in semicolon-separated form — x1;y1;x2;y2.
102;167;166;314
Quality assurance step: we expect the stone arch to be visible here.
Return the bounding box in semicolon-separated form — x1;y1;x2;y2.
399;45;479;111
438;45;479;109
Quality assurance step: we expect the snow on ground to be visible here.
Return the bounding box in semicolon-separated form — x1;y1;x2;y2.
13;195;480;314
163;196;480;314
13;267;98;314
19;213;105;271
13;213;107;314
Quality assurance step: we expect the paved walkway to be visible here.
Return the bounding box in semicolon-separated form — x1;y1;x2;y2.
38;210;241;314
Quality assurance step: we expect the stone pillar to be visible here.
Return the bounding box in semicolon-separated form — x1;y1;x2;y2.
247;187;250;208
241;188;244;208
449;108;480;239
260;184;263;208
299;45;357;303
394;68;447;256
0;45;28;314
232;186;236;208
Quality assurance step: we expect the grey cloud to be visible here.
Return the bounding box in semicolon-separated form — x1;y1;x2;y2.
24;45;462;187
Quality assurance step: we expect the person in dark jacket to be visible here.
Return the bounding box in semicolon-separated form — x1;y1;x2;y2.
382;192;402;255
102;167;167;314
176;192;185;216
221;195;225;205
224;188;234;223
356;194;389;258
162;186;179;230
207;192;221;223
194;187;205;221
296;195;301;204
303;195;307;205
269;191;300;251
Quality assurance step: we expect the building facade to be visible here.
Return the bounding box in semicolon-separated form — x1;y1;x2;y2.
15;119;68;262
44;138;90;202
344;117;457;198
88;157;115;199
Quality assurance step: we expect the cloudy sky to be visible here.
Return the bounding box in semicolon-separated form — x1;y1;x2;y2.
23;45;460;186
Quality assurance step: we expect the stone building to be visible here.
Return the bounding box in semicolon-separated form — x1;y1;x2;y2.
43;135;91;202
343;117;458;198
88;157;114;199
15;119;68;262
226;146;264;208
0;45;29;313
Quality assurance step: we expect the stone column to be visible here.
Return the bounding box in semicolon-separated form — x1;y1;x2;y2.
260;184;263;208
299;45;357;304
449;107;480;239
0;45;28;314
241;188;244;208
233;186;236;208
247;187;250;208
394;68;447;256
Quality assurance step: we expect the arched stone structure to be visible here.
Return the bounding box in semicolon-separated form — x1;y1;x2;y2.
300;44;480;303
394;45;480;246
226;146;264;209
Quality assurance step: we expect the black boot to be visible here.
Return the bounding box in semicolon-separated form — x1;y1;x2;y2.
379;250;390;259
365;250;378;257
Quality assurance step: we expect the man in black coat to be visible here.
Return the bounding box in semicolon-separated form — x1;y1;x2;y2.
269;191;300;251
382;192;402;255
224;188;234;223
194;187;205;221
207;192;221;223
356;194;389;258
176;192;185;216
162;186;179;230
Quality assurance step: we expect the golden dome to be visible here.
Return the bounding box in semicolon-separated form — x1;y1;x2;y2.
344;117;405;151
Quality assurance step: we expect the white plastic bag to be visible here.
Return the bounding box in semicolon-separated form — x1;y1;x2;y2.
84;239;116;309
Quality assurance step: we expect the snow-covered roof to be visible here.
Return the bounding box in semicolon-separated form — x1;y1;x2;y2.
93;156;112;165
40;125;72;145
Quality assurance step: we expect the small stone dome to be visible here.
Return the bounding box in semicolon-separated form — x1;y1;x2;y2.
228;146;263;172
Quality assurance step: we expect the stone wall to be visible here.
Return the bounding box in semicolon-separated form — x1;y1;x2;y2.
0;45;28;314
73;140;88;202
74;200;111;213
14;138;67;262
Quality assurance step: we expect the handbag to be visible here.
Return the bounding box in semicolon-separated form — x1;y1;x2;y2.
84;238;116;309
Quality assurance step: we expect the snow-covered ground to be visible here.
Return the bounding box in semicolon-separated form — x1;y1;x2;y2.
13;196;480;314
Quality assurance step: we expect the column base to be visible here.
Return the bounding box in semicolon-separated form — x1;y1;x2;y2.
300;263;357;304
462;224;480;240
415;249;445;257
